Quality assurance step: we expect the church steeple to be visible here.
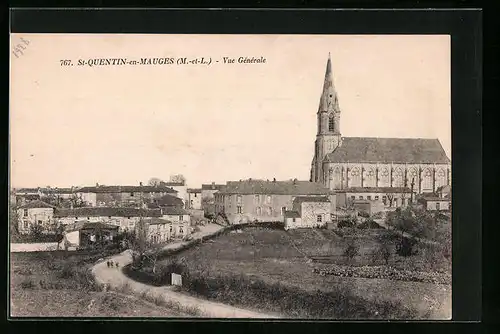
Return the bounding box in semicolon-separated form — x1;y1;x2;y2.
318;53;340;116
311;53;343;183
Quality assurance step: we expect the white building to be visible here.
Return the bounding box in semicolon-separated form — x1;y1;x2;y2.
16;200;56;234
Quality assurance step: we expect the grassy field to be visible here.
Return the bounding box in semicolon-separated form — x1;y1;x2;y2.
160;227;451;319
10;251;186;317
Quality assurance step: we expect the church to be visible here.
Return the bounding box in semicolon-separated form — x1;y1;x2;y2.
310;54;451;196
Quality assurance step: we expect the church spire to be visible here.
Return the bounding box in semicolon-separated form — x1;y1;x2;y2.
318;53;340;114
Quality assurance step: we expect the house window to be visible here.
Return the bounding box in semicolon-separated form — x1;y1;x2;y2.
108;216;111;219
23;209;28;217
317;215;322;222
87;217;90;220
266;195;271;204
129;222;134;227
256;207;262;215
75;217;78;220
127;217;131;219
382;196;387;205
23;221;28;229
237;206;242;214
367;196;372;200
194;193;197;197
130;192;134;197
170;226;173;232
190;200;193;206
359;196;363;200
267;207;272;215
281;207;286;215
255;195;260;203
179;215;184;221
38;220;42;225
236;195;242;204
179;227;184;234
375;196;379;200
292;218;296;223
351;196;355;200
436;202;441;211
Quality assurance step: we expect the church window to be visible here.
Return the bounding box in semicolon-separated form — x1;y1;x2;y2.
350;167;361;187
393;168;404;187
328;116;334;132
422;169;433;191
365;168;376;187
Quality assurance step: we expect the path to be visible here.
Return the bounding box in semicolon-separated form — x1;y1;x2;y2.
92;224;277;318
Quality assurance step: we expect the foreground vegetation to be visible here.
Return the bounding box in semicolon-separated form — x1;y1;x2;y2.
126;219;451;319
10;250;185;317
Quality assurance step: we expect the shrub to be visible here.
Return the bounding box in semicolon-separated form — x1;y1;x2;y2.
20;278;35;289
358;220;384;230
343;242;360;264
358;211;370;218
338;219;355;229
396;237;418;257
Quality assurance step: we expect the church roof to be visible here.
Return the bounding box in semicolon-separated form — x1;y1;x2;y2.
324;137;450;164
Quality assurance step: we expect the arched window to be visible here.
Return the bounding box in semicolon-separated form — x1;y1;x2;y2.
393;168;404;187
365;167;376;187
379;167;390;186
435;168;447;188
422;168;433;192
328;116;334;132
350;167;361;187
333;167;342;189
256;207;262;215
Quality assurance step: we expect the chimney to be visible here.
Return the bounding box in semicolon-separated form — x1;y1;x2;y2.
212;181;215;190
96;182;99;188
140;182;143;187
293;178;297;185
273;178;276;182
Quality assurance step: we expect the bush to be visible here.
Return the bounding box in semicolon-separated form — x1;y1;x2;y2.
396;237;418;257
338;219;355;229
20;278;36;289
358;220;384;230
358;211;370;218
343;242;360;264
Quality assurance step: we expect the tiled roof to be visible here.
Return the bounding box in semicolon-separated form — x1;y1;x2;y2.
284;211;300;218
142;218;171;225
76;185;177;194
155;195;184;207
217;180;331;195
293;196;330;205
64;221;119;232
18;200;56;209
324;137;450;164
15;188;40;194
159;181;185;187
16;194;40;200
201;184;225;190
42;188;76;194
54;207;162;218
187;188;202;193
162;207;190;215
336;187;412;193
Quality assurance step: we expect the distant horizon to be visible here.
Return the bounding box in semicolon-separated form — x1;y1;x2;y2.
10;34;451;189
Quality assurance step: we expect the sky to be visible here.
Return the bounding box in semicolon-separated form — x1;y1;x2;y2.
10;34;450;188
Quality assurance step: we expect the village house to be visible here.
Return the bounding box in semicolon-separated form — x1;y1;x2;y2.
335;187;414;209
159;181;188;208
16;200;57;234
147;194;184;210
160;206;191;225
201;182;225;216
214;179;335;225
76;183;177;207
53;207;163;232
187;188;202;210
140;217;191;243
284;196;331;230
417;195;451;211
62;221;119;250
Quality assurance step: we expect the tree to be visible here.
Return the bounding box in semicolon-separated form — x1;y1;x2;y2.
9;205;20;235
169;174;186;184
343;240;359;265
29;222;44;240
129;220;164;274
386;193;396;207
148;178;163;186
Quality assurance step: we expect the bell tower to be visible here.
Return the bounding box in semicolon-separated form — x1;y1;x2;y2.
311;53;342;183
